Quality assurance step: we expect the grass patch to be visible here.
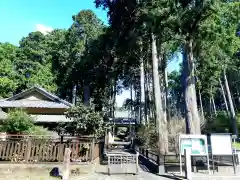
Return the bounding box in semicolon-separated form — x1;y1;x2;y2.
232;142;240;149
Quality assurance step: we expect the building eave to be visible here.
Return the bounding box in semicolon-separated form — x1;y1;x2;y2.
6;86;72;107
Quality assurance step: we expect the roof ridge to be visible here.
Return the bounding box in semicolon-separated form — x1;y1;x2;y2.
35;87;72;106
7;86;72;107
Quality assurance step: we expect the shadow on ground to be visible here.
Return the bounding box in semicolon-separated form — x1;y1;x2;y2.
139;155;186;180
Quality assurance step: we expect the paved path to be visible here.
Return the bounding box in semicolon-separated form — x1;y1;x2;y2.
92;147;175;180
87;165;173;180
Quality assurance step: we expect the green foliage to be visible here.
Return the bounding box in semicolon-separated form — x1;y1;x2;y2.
168;70;184;115
58;103;107;138
135;122;158;150
202;111;240;134
0;2;240;140
1;109;52;136
26;126;51;136
0;43;18;98
14;31;57;94
1;109;34;134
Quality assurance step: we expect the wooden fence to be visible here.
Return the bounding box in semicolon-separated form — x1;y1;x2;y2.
0;137;100;163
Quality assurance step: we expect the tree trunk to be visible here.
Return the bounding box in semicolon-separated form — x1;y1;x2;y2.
140;58;145;124
112;81;117;118
109;79;116;118
134;80;141;123
182;39;201;134
159;70;167;123
130;83;133;119
72;84;77;105
236;88;240;110
144;65;149;124
151;34;168;154
83;85;90;106
147;73;154;121
219;78;229;113
211;95;217;116
164;66;170;122
209;97;212;116
198;90;204;123
210;86;217;116
223;70;238;135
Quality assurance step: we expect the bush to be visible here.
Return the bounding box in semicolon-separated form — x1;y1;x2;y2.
202;111;231;133
168;117;186;153
1;109;34;134
201;111;240;134
57;103;108;138
26;126;51;136
135;121;158;150
1;109;52;137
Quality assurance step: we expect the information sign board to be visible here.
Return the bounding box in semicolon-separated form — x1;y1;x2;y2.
210;134;232;155
179;134;210;175
179;134;208;156
210;134;236;174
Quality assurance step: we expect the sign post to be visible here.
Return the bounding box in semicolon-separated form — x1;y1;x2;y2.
184;149;192;180
179;134;210;176
62;148;71;180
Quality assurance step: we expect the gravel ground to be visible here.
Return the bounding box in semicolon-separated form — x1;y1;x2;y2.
0;163;171;180
1;162;240;180
0;163;92;180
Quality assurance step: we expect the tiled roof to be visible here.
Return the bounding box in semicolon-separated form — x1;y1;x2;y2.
7;86;72;107
0;100;70;109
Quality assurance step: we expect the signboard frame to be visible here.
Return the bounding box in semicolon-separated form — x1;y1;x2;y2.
210;133;236;174
179;134;210;175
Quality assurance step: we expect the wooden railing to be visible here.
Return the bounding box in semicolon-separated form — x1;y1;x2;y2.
0;137;100;163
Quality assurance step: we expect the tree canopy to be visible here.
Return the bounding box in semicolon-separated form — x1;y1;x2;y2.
1;2;240;151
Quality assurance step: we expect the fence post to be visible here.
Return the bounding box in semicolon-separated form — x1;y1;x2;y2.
62;148;71;180
158;154;165;174
108;155;110;175
24;138;32;162
58;143;64;161
146;149;148;159
157;155;160;165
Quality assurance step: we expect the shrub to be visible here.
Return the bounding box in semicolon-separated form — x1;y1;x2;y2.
135;121;158;150
168;117;186;153
26;126;51;136
1;109;34;134
201;111;240;134
57;103;108;138
202;111;231;134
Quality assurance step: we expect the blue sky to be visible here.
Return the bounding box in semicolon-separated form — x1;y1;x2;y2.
0;0;107;45
0;0;180;107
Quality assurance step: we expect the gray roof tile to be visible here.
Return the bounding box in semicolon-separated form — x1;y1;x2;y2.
7;86;72;107
0;100;70;108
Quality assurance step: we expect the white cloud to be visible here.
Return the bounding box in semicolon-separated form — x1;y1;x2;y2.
35;24;53;35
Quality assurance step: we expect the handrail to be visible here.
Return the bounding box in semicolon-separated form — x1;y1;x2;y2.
137;147;160;165
137;147;181;165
